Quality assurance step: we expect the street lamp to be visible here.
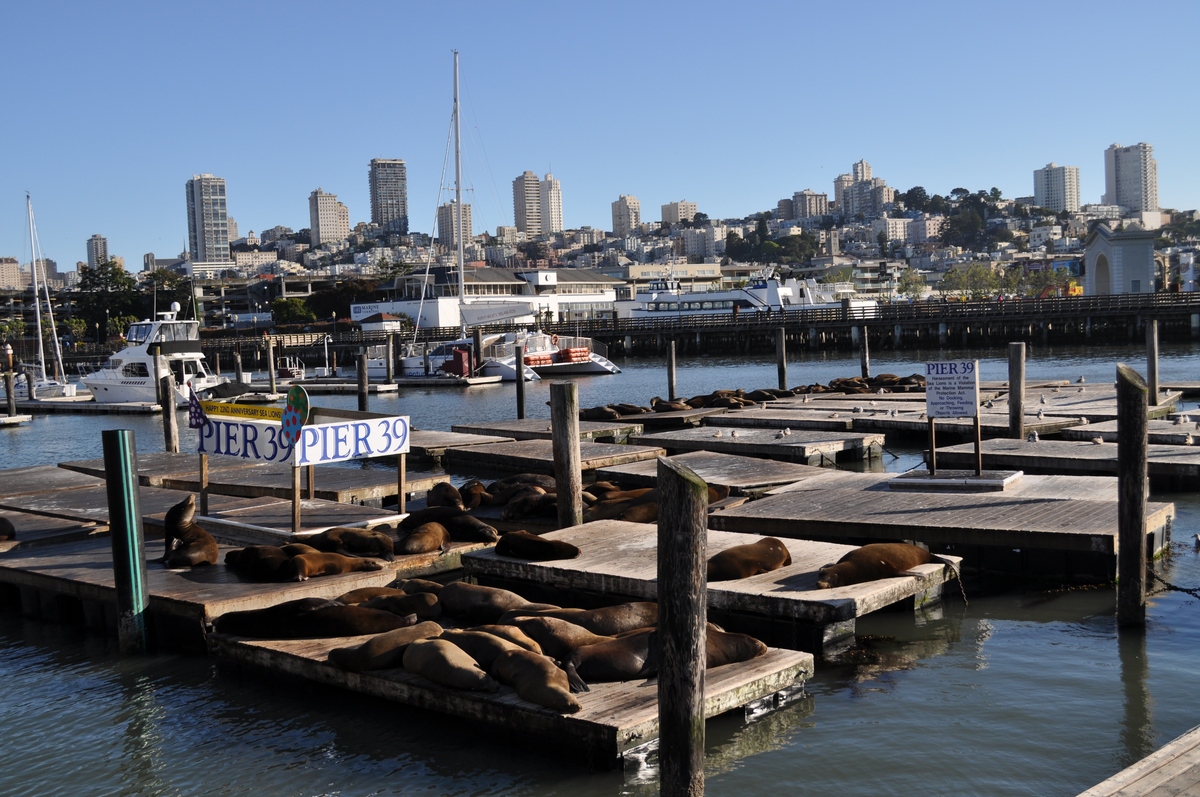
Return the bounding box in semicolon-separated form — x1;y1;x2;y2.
95;322;100;345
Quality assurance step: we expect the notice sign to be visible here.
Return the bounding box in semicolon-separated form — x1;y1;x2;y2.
925;360;979;418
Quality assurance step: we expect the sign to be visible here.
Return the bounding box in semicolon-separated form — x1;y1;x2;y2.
196;414;410;465
925;359;979;418
280;386;310;446
197;417;294;463
201;401;283;421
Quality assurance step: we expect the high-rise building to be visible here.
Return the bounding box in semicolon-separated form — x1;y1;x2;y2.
1103;143;1158;213
612;195;641;238
436;201;473;249
833;174;854;208
540;174;563;235
794;189;829;218
309;188;350;246
226;216;239;242
835;160;893;219
852;159;872;182
186;174;231;262
86;234;108;269
1033;163;1080;213
369;158;409;234
513;171;542;236
661;200;698;225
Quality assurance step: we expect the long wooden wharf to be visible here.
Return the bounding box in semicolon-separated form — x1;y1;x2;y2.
703;408;856;432
935;438;1200;488
629;427;884;465
143;496;406;543
408;429;515;463
11;396;162;414
1077;723;1200;797
615;406;729;429
596;450;827;496
209;630;812;765
0;464;107;497
1059;418;1200;445
854;411;1082;438
443;439;666;475
986;387;1180;423
463;520;959;651
451;418;644;444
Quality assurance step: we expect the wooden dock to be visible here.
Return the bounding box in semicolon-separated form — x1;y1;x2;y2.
290;380;399;394
12;396;162;414
629;427;885;465
409;430;514;463
615;406;729;428
451;418;644;444
984;387;1180;422
0;414;31;426
1077;723;1200;797
934;438;1200;487
1058;418;1200;445
143;496;407;543
464;520;959;651
0;508;107;552
702;408;856;432
209;630;812;764
443;440;666;475
596;451;826;496
0;464;106;498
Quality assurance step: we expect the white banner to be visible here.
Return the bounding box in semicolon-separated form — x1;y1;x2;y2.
197;415;410;465
197;417;294;463
925;360;979;418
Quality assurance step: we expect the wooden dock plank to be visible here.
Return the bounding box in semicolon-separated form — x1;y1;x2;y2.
451;419;644;444
615;406;729;428
408;430;515;462
595;451;827;495
0;484;261;526
0;465;104;498
985;387;1180;422
159;462;448;505
1059;418;1200;445
59;451;260;486
629;427;885;464
1077;723;1200;797
0;508;107;552
935;438;1200;482
702;408;856;432
444;440;666;475
850;411;1082;437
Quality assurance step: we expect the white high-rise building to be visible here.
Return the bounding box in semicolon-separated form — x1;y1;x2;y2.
612;195;641;238
436;201;473;249
1033;163;1080;213
186;173;231;262
86;234;108;270
794;189;829;218
309;188;350;246
369;158;409;234
661;200;698;225
1103;143;1158;213
540;174;563;235
513;171;542;236
852;159;872;182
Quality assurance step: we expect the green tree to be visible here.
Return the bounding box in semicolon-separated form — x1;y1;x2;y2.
962;263;999;299
307;278;378;320
902;186;929;212
0;316;26;341
897;269;926;302
937;268;966;298
141;268;194;318
77;260;140;331
271;297;318;325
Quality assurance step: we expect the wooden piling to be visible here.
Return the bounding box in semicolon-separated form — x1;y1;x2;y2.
4;372;15;416
397;453;407;514
234;348;244;384
1145;319;1159;406
472;328;484;375
385;334;395;384
1116;363;1148;628
213;351;221;376
775;327;787;391
515;342;526;419
198;453;209;515
102;429;148;654
159;374;179;454
291;466;302;535
1008;342;1025;439
860;325;871;379
267;338;278;395
357;349;369;413
549;382;583;528
668;339;677;401
657;456;708;797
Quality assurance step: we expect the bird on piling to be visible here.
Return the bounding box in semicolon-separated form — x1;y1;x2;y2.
1027;431;1039;442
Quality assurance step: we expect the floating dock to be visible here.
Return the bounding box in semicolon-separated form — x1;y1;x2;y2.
629;427;885;465
451;418;645;444
408;430;515;463
1058;418;1200;445
596;451;826;496
615;406;729;428
1077;723;1200;797
985;387;1180;423
12;396;161;414
444;440;666;475
0;414;31;426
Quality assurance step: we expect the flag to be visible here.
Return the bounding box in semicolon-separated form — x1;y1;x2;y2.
187;386;210;429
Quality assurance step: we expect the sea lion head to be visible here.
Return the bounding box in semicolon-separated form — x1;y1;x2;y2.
166;494;197;526
816;563;842;589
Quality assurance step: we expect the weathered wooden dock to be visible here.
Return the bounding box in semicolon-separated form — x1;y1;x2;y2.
629;427;884;465
408;430;514;463
0;508;106;552
596;451;826;496
443;440;666;475
1058;418;1200;445
1077;723;1200;797
11;396;162;414
209;630;812;764
702;408;856;432
451;418;644;444
615;406;729;428
0;414;31;426
985;387;1180;422
464;520;959;651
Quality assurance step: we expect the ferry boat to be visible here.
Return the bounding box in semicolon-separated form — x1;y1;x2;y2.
80;303;227;405
630;268;872;317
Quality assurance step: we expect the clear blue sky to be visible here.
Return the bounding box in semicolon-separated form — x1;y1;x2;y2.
3;0;1197;271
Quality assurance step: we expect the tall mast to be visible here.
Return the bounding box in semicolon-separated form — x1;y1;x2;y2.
453;50;466;333
26;193;47;379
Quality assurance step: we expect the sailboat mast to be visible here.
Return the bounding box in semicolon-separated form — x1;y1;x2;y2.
453;50;466;334
26;194;48;379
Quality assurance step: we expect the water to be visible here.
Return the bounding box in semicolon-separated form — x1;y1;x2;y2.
2;342;1199;796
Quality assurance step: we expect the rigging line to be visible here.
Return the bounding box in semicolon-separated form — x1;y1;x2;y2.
28;198;65;382
460;71;509;229
408;107;457;350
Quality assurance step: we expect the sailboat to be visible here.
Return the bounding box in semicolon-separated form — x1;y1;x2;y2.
12;194;68;399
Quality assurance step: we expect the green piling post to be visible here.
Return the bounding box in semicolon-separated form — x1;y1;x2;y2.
102;429;149;653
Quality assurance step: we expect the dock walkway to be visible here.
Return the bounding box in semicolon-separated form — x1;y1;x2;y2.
596;450;826;496
451;418;644;444
629;427;884;465
935;438;1200;487
444;440;665;475
1078;723;1200;796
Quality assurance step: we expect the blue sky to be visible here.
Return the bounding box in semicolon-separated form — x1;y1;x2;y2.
3;0;1197;271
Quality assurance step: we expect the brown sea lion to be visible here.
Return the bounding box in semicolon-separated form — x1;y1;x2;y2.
744;389;779;402
327;620;444;672
214;598;415;639
500;602;658;636
493;649;581;713
307;527;395;561
337;586;408;605
287;552;384;582
584;481;621;497
361;591;442;620
442;514;499;543
650;396;690;413
0;516;15;541
509;616;613;662
399;578;445;595
427;481;465;510
706;537;792;582
439;628;522;670
438;582;535;623
398;505;466;532
225;545;291;581
397;522;452;555
280;542;321;557
706;627;769;667
500;494;558;522
495;530;580;561
402;639;500;692
468;623;543;653
816;543;937;588
486;473;557;493
580;405;621;421
459;480;491;509
161;494;218;568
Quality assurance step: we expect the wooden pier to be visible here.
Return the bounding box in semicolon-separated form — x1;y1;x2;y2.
408;430;514;463
11;396;162;414
615;406;729;428
1077;723;1200;797
629;427;885;465
596;451;826;496
464;520;959;651
443;440;666;475
0;414;31;426
1058;418;1200;445
0;508;106;552
985;387;1180;423
451;418;645;444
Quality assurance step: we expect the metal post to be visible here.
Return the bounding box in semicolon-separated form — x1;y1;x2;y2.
267;338;278;395
213;351;221;377
668;339;677;401
102;430;149;654
927;417;937;476
472;328;484;375
1116;363;1148;628
1008;342;1025;440
357;348;369;412
550;382;583;528
386;334;395;384
423;350;431;377
657;456;708;797
860;325;871;379
1145;320;1159;407
515;342;527;419
775;327;787;390
159;374;179;454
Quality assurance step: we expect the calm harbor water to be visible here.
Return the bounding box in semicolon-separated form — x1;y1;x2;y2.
2;342;1199;796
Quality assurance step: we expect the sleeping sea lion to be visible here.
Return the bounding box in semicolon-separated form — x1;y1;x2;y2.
337;586;408;605
327;620;444;672
397;522;452;555
816;543;938;588
500;491;556;521
0;516;15;541
161;494;218;568
486;473;556;494
706;537;792;581
361;591;442;620
214;599;415;639
500;601;657;636
468;623;543;653
402;639;500;692
492;649;581;713
280;542;321;557
439;628;523;670
509;616;613;662
306;527;395;561
398;506;466;532
427;482;465;510
650;396;690;413
225;545;291;581
399;577;445;595
437;582;536;623
494;530;580;561
287;552;384;582
459;480;491;509
441;514;499;543
580;405;621;421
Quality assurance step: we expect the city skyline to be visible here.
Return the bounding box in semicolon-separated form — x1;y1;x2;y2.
2;1;1197;270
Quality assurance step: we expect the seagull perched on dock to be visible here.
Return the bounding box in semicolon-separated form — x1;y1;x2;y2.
890;409;898;417
1078;386;1086;393
730;430;739;439
1186;434;1195;446
829;412;840;419
1080;417;1089;424
1052;387;1061;393
870;400;878;406
1092;437;1104;445
1027;431;1039;442
1037;409;1045;420
782;427;791;436
853;406;863;414
774;430;786;439
985;399;995;409
802;395;810;403
1076;376;1086;383
1039;394;1047;405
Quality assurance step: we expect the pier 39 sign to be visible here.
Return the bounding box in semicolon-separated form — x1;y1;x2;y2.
197;414;410;466
925;359;979;418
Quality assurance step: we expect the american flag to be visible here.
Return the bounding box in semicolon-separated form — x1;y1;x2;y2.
187;386;210;429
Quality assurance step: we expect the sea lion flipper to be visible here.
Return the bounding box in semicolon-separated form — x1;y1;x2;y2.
565;660;590;694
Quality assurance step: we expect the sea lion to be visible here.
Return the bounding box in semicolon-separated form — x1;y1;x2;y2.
584;481;621;497
160;494;218;568
214;598;415;639
442;514;499;543
650;396;690;413
500;602;658;636
500;494;558;522
225;545;292;581
439;628;523;670
402;639;500;692
438;582;536;623
486;473;557;494
361;591;442;620
494;530;580;561
337;586;408;605
280;542;321;557
0;516;15;541
397;522;452;555
580;405;621;421
706;537;792;582
398;505;467;532
744;389;779;402
816;543;937;589
706;627;768;667
492;649;581;713
509;616;613;662
287;552;384;582
306;527;395;561
459;480;491;509
327;620;444;672
468;624;543;653
427;481;465;510
399;578;445;595
611;403;651;415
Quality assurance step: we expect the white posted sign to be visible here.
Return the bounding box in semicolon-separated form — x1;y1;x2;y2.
196;415;411;465
925;360;980;418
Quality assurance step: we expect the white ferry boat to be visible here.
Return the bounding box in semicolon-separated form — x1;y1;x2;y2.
630;269;872;317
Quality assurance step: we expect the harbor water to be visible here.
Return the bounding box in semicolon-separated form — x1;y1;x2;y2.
2;342;1199;796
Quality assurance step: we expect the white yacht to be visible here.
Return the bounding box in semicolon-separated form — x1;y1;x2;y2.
80;303;227;405
392;331;619;382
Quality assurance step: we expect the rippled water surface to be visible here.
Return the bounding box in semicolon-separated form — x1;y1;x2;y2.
2;342;1199;796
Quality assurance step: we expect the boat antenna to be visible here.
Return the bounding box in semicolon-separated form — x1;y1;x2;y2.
454;49;467;337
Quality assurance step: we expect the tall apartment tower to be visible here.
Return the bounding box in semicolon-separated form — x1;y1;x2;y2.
436;201;473;249
1033;163;1080;213
369;158;409;234
540;174;563;235
513;171;542;236
833;174;854;209
794;189;829;218
1102;143;1158;212
86;234;108;269
852;159;872;182
612;195;641;237
309;188;350;246
661;200;698;225
185;173;231;262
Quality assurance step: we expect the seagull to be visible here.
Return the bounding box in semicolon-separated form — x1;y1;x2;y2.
782;427;792;436
1052;387;1061;393
1078;387;1086;393
761;403;768;410
1186;434;1195;446
829;412;840;419
985;400;995;409
730;430;739;439
1039;394;1047;405
1027;431;1039;442
1037;408;1045;420
1195;420;1200;430
1080;417;1089;425
877;388;885;395
712;430;723;438
1076;376;1086;383
890;409;898;417
775;430;785;439
853;406;863;414
1175;416;1185;426
870;400;878;406
1092;437;1104;445
802;395;810;403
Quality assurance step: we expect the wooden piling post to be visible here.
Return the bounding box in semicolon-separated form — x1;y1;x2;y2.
657;456;708;797
159;374;179;454
4;372;15;416
267;338;278;395
397;453;407;514
385;334;395;384
515;342;526;419
549;382;583;528
668;339;677;401
102;429;149;654
1145;319;1159;406
213;351;221;376
198;453;209;515
860;325;871;379
1008;342;1025;440
1116;363;1148;628
775;327;787;390
357;348;369;412
292;466;302;535
472;328;484;375
234;348;244;384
